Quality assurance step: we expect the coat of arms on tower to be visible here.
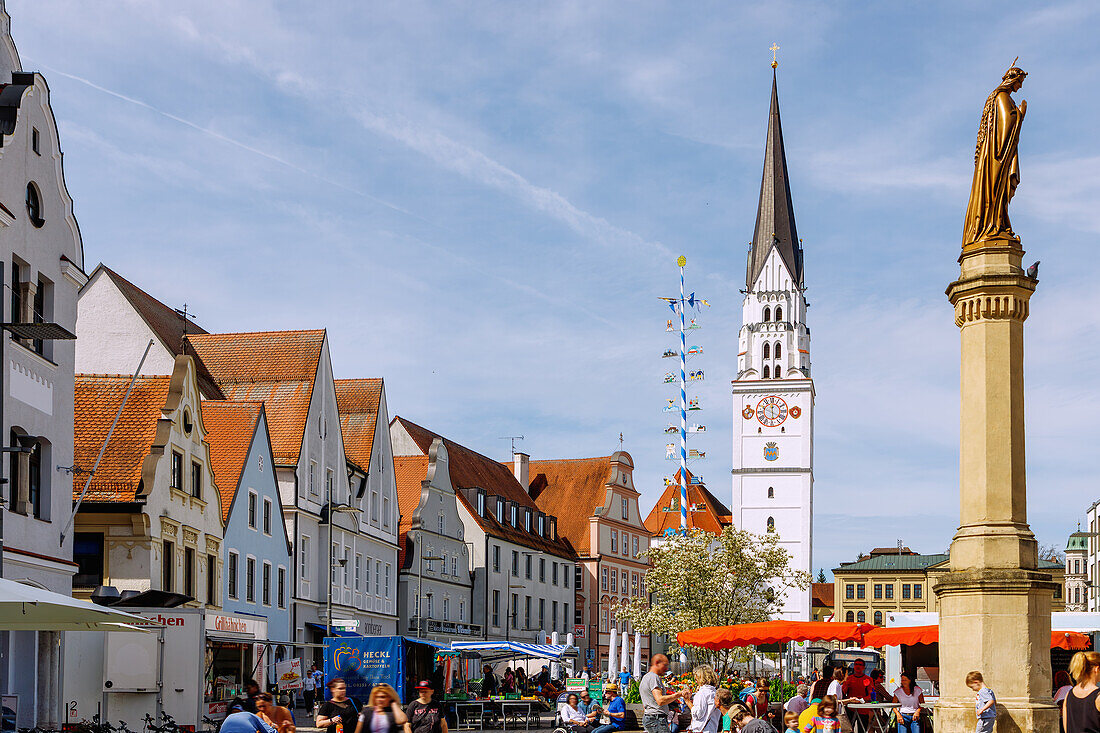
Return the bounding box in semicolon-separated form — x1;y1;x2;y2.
763;441;779;461
742;406;755;420
790;406;802;419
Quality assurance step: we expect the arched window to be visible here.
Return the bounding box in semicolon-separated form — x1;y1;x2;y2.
766;516;775;532
845;611;854;623
767;487;774;499
762;365;770;379
25;182;44;228
774;366;782;379
1076;586;1081;604
775;305;783;321
774;342;782;359
874;611;883;626
857;611;866;623
762;306;771;322
762;343;770;359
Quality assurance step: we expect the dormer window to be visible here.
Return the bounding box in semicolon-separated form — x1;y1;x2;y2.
476;490;485;516
510;504;517;527
495;498;504;523
538;515;544;536
524;510;531;532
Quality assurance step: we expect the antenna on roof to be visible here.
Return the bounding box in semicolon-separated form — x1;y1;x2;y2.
499;435;524;455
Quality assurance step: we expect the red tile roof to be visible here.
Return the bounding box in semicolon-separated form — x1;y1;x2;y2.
393;455;430;569
73;374;173;503
201;401;264;522
96;266;224;399
335;378;383;473
811;582;834;609
525;456;616;556
187;330;325;464
392;417;575;558
642;469;732;537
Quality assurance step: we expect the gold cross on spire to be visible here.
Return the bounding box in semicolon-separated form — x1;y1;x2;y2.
770;42;780;69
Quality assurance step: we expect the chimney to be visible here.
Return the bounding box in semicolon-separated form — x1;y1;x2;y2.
513;452;530;489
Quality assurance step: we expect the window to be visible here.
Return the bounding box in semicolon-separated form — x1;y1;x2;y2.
1075;586;1081;604
309;461;318;496
611;530;618;553
365;558;371;591
375;561;381;594
246;557;256;602
383;496;390;528
300;536;310;580
622;532;629;556
621;570;628;593
874;611;883;625
774;367;781;380
278;567;286;608
762;306;771;322
31;127;40;154
602;567;609;591
775;306;783;321
857;611;866;623
184;547;195;598
913;584;923;599
539;558;546;582
191;461;202;499
845;611;854;622
552;600;558;630
856;585;866;600
493;545;500;573
385;564;390;595
552;563;559;585
171;452;183;490
162;540;174;591
263;499;272;534
874;584;883;600
902;584;911;599
568;565;574;588
766;517;775;532
459;599;465;621
326;469;334;500
25;182;43;227
262;562;271;605
426;595;433;618
763;343;770;359
1077;559;1082;575
539;598;545;628
621;497;629;520
763;365;770;378
633;537;640;557
511;594;518;629
774;342;782;359
451;556;457;576
1056;585;1063;600
207;554;217;605
439;514;446;534
525;554;532;580
768;487;774;499
610;569;617;592
632;574;639;596
442;597;449;620
884;584;894;600
538;515;545;535
228;552;239;598
524;510;531;532
73;533;104;590
477;492;485;516
511;550;519;576
511;505;517;526
492;590;501;627
496;500;504;523
248;492;257;528
563;603;569;632
440;553;448;575
601;607;609;632
846;584;855;600
355;554;362;591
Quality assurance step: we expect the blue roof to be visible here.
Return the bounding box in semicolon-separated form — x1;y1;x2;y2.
449;641;578;662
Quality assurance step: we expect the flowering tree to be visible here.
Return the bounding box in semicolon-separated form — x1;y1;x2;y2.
617;526;810;678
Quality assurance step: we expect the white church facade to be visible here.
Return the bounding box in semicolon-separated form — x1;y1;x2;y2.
731;71;813;621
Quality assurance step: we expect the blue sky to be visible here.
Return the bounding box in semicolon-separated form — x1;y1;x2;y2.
14;0;1100;577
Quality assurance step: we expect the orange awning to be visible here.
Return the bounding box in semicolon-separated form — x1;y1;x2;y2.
677;621;873;650
862;625;1090;650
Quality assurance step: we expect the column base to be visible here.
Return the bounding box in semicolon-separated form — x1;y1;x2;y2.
935;567;1057;733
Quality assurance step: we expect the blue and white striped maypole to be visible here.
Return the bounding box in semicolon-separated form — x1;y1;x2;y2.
677;255;689;530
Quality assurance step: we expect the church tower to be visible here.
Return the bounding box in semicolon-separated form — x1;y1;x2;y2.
731;69;813;621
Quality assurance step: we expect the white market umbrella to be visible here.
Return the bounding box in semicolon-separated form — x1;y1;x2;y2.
608;628;618;681
620;631;629;676
633;632;642;680
0;578;148;631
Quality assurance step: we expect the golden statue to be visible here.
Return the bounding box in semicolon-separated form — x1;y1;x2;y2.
962;65;1027;247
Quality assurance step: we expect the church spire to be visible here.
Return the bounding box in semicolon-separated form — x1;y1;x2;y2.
745;70;803;290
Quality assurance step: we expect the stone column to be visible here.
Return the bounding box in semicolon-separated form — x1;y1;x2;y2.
936;238;1058;732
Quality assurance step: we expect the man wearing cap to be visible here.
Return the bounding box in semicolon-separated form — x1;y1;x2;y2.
405;681;447;733
591;685;626;733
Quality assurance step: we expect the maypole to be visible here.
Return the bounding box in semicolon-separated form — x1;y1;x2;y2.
660;255;709;534
677;256;689;530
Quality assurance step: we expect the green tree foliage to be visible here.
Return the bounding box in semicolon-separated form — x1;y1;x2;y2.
817;569;827;583
618;526;811;677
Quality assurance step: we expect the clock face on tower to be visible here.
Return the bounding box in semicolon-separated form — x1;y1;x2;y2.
756;396;788;427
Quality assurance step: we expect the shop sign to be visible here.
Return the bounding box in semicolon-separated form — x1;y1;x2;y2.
205;613;265;638
276;658;304;691
566;678;586;692
574;625;586;639
332;619;359;630
206;701;228;720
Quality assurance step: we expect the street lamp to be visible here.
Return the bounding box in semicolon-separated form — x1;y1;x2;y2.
0;260;76;578
320;501;361;638
416;543;445;639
